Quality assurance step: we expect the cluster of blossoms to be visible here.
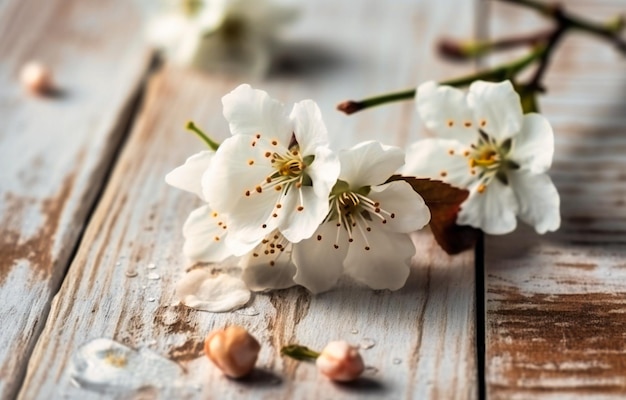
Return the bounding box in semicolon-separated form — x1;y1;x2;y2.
167;84;431;295
167;80;560;303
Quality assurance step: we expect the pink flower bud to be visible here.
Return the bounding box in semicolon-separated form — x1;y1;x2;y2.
316;341;364;382
204;326;260;378
20;62;53;94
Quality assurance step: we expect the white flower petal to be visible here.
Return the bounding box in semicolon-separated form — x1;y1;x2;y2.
176;270;250;312
339;141;405;188
343;229;413;291
146;10;205;66
183;206;233;262
165;151;214;200
292;222;348;294
367;181;431;233
509;171;560;234
221;188;279;251
307;145;340;200
204;134;280;244
222;84;292;143
458;179;518;234
289;99;330;156
279;186;330;243
468;80;523;141
223;232;262;258
240;239;297;291
416;81;476;145
171;27;204;65
510;113;554;174
194;0;228;31
145;14;188;49
402;138;475;188
70;338;183;391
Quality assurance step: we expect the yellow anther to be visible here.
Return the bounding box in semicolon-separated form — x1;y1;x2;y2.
279;159;304;176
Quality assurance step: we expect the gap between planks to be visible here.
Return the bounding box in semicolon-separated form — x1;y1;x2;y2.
12;56;159;399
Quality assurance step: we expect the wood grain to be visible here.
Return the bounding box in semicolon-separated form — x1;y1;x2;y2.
485;1;626;398
19;0;478;398
0;0;151;398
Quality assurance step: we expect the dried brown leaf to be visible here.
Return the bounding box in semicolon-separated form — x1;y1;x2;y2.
387;175;479;254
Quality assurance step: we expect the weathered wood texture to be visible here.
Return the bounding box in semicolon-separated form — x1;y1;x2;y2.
19;1;477;399
0;0;151;398
485;1;626;398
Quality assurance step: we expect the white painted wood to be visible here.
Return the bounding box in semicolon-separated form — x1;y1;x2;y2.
19;0;478;398
485;1;626;398
0;0;151;397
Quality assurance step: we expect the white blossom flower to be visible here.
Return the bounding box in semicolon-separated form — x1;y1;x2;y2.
146;0;296;75
286;141;431;293
205;84;340;255
146;1;218;65
165;150;236;262
403;80;560;235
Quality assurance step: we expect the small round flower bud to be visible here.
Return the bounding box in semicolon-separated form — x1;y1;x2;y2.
316;341;364;382
204;326;260;378
20;62;53;94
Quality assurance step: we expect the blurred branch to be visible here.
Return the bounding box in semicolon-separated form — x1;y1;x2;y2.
438;30;552;61
338;0;625;115
499;0;626;51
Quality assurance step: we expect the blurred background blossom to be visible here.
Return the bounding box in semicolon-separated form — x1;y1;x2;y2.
145;0;298;77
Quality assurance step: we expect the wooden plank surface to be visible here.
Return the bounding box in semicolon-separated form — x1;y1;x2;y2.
485;1;626;398
0;0;151;398
18;0;478;398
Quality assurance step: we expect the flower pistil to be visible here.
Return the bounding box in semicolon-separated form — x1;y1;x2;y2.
243;135;314;219
467;130;519;192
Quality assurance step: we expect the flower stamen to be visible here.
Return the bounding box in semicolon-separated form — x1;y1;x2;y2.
468;130;515;189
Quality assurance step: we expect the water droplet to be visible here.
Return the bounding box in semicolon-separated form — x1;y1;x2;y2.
364;365;379;375
147;298;156;302
235;307;260;316
70;338;183;393
147;273;160;280
359;338;376;350
125;270;138;278
115;262;122;267
351;329;359;334
141;286;147;290
147;263;157;270
392;358;402;365
146;340;157;346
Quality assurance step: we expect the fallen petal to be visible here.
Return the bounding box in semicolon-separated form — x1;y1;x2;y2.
176;270;250;312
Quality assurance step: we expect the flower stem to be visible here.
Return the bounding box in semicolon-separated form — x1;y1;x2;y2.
186;121;220;151
337;45;545;115
281;344;320;362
